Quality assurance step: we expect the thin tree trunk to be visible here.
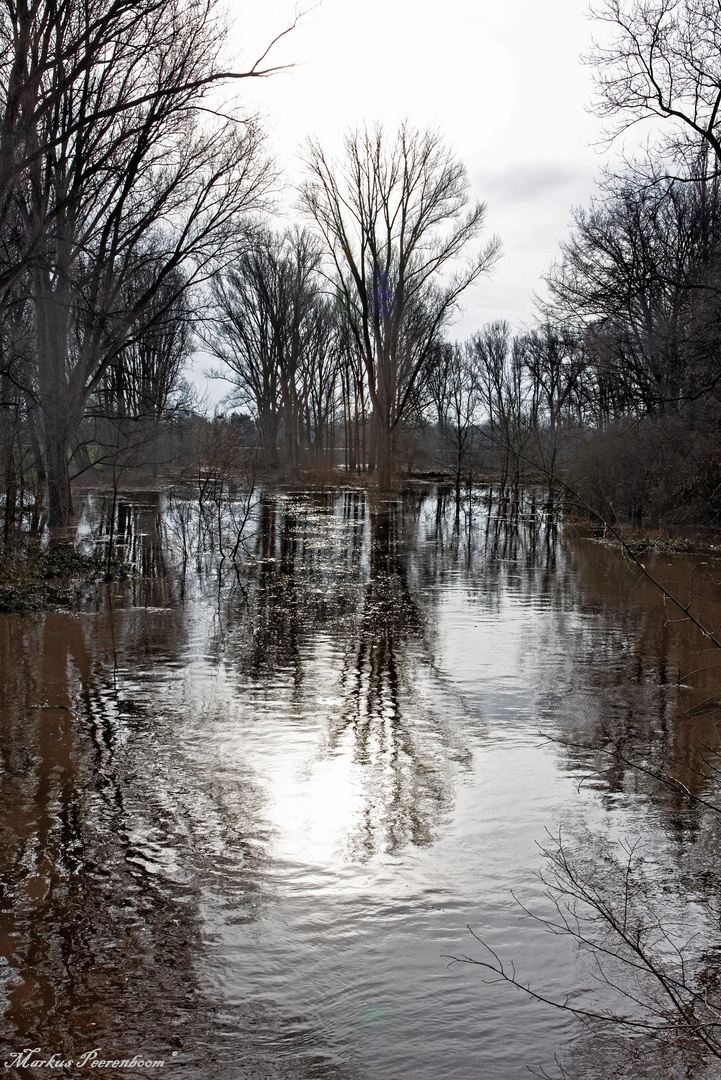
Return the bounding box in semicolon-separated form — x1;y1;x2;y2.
377;419;392;490
34;271;78;530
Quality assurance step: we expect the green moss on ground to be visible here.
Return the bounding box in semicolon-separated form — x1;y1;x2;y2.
0;543;124;613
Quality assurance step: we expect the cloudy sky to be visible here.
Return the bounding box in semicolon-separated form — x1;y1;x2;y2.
199;0;623;402
234;0;624;320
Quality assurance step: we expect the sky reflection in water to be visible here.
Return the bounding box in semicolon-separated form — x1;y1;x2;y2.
1;487;720;1079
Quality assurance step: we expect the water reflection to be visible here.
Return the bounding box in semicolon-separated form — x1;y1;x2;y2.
2;486;721;1079
335;500;447;857
0;614;200;1061
0;606;361;1077
205;492;469;864
542;538;721;817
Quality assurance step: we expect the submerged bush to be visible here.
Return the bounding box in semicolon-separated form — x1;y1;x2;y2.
0;542;119;612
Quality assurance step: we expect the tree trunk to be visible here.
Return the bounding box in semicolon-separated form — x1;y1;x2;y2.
258;410;279;470
354;393;360;474
25;397;46;498
377;419;392;491
44;425;74;529
34;271;78;530
360;395;367;473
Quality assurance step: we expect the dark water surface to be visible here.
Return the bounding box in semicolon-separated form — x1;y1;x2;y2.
2;488;721;1079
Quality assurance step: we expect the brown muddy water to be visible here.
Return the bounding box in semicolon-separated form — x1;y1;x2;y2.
1;487;721;1079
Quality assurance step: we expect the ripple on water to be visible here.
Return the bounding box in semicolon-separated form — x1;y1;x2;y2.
2;489;719;1079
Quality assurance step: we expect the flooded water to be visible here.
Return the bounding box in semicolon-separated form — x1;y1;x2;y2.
2;487;721;1079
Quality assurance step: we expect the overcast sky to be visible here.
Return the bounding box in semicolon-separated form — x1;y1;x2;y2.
198;0;620;405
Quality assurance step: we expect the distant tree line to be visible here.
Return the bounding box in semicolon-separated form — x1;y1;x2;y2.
2;0;721;538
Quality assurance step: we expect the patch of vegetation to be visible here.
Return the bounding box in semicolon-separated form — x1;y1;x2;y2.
576;526;718;555
0;542;127;613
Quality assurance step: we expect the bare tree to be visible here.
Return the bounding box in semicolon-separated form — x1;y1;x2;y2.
0;0;289;305
452;824;721;1079
425;341;481;507
471;321;531;495
590;0;721;165
539;156;721;525
297;296;341;465
301;122;500;489
518;322;587;496
336;307;368;473
95;269;191;425
83;266;194;509
0;0;280;529
206;227;327;471
544;165;721;416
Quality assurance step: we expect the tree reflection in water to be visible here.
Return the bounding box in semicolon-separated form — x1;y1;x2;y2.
207;490;472;864
5;485;721;1079
0;583;362;1077
334;498;450;858
0;613;203;1060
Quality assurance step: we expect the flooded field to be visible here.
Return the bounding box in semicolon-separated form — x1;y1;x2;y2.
1;487;720;1079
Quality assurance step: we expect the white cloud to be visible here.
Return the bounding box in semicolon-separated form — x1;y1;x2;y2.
192;1;626;402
